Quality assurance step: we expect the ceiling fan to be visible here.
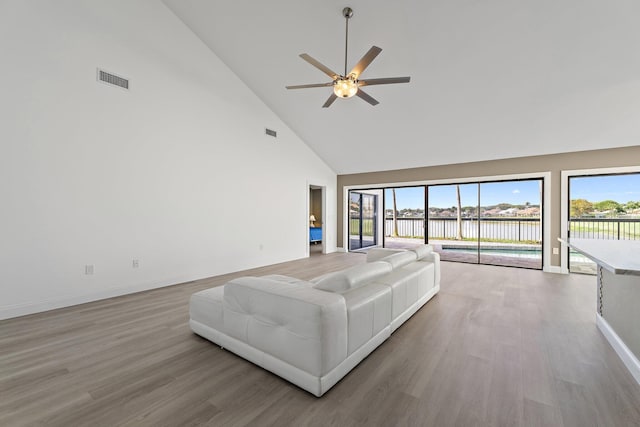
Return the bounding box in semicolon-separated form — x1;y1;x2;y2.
286;7;410;108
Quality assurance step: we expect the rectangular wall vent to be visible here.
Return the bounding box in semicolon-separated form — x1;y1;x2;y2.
265;128;277;138
97;68;129;90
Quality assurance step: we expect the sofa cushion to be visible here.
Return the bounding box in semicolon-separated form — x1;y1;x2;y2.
411;244;434;260
366;248;406;262
312;261;392;293
374;261;435;320
341;283;392;355
262;274;315;287
379;251;417;269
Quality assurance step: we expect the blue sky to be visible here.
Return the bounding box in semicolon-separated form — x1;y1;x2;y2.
385;180;543;209
570;174;640;203
383;174;640;210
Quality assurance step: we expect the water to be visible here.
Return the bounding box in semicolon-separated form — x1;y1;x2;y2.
445;247;541;259
445;247;592;262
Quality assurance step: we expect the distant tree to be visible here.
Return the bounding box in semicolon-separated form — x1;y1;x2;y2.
625;201;640;211
594;200;624;216
392;189;399;237
456;185;463;240
570;199;593;218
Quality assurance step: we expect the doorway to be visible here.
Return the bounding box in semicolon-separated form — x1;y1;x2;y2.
309;185;324;256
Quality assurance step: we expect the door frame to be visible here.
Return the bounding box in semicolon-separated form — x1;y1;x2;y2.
560;165;640;273
347;190;381;251
344;171;552;269
307;184;327;256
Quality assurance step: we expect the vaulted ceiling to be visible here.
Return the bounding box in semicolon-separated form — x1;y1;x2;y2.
164;0;640;174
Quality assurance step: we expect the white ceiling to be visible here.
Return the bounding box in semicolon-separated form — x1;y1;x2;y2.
163;0;640;174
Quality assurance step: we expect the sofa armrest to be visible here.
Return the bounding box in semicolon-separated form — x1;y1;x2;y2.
223;277;348;376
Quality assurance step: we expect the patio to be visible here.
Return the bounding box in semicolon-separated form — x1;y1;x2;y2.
382;237;543;269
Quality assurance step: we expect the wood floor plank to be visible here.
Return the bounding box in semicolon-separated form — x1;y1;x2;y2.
485;343;524;427
522;398;564;427
2;254;640;426
555;378;599;427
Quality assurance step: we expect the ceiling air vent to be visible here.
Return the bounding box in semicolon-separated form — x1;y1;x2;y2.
265;128;277;138
97;68;129;90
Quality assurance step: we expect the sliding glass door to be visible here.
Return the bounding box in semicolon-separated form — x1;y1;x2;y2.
349;191;378;251
384;186;426;250
427;183;479;263
426;179;543;269
478;180;542;269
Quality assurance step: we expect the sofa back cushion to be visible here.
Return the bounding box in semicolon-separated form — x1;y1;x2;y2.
366;248;406;262
412;244;434;260
379;251;417;269
312;261;392;293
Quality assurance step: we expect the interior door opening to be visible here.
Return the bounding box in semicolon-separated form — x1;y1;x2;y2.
309;185;324;256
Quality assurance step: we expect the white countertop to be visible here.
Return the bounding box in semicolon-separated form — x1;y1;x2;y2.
561;238;640;276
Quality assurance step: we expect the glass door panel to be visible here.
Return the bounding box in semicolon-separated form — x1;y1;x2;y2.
361;194;377;248
568;173;640;274
478;180;543;269
349;192;362;250
349;191;378;251
384;187;426;250
427;184;479;263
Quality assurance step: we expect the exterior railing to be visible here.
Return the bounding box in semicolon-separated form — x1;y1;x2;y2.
353;217;640;243
349;218;375;236
385;217;542;243
569;218;640;240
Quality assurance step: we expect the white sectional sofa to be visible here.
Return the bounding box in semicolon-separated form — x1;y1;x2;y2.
189;244;440;397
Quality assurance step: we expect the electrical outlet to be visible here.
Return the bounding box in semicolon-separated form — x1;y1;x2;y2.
552;247;559;255
132;259;139;268
85;265;94;275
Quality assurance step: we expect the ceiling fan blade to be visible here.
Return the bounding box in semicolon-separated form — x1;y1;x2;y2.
322;93;338;108
286;82;334;90
356;89;379;106
358;76;411;86
299;54;340;79
350;46;382;78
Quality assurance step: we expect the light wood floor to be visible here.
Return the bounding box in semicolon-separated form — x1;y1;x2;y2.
2;254;640;426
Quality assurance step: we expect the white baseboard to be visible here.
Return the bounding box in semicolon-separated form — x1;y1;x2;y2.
543;265;566;274
597;314;640;386
0;275;196;321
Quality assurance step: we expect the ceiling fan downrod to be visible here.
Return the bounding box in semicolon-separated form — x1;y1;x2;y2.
343;7;353;77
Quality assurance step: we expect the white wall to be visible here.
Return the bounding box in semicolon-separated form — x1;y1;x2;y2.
0;0;336;319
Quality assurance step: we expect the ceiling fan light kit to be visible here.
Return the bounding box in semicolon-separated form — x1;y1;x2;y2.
286;7;410;108
333;75;358;98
